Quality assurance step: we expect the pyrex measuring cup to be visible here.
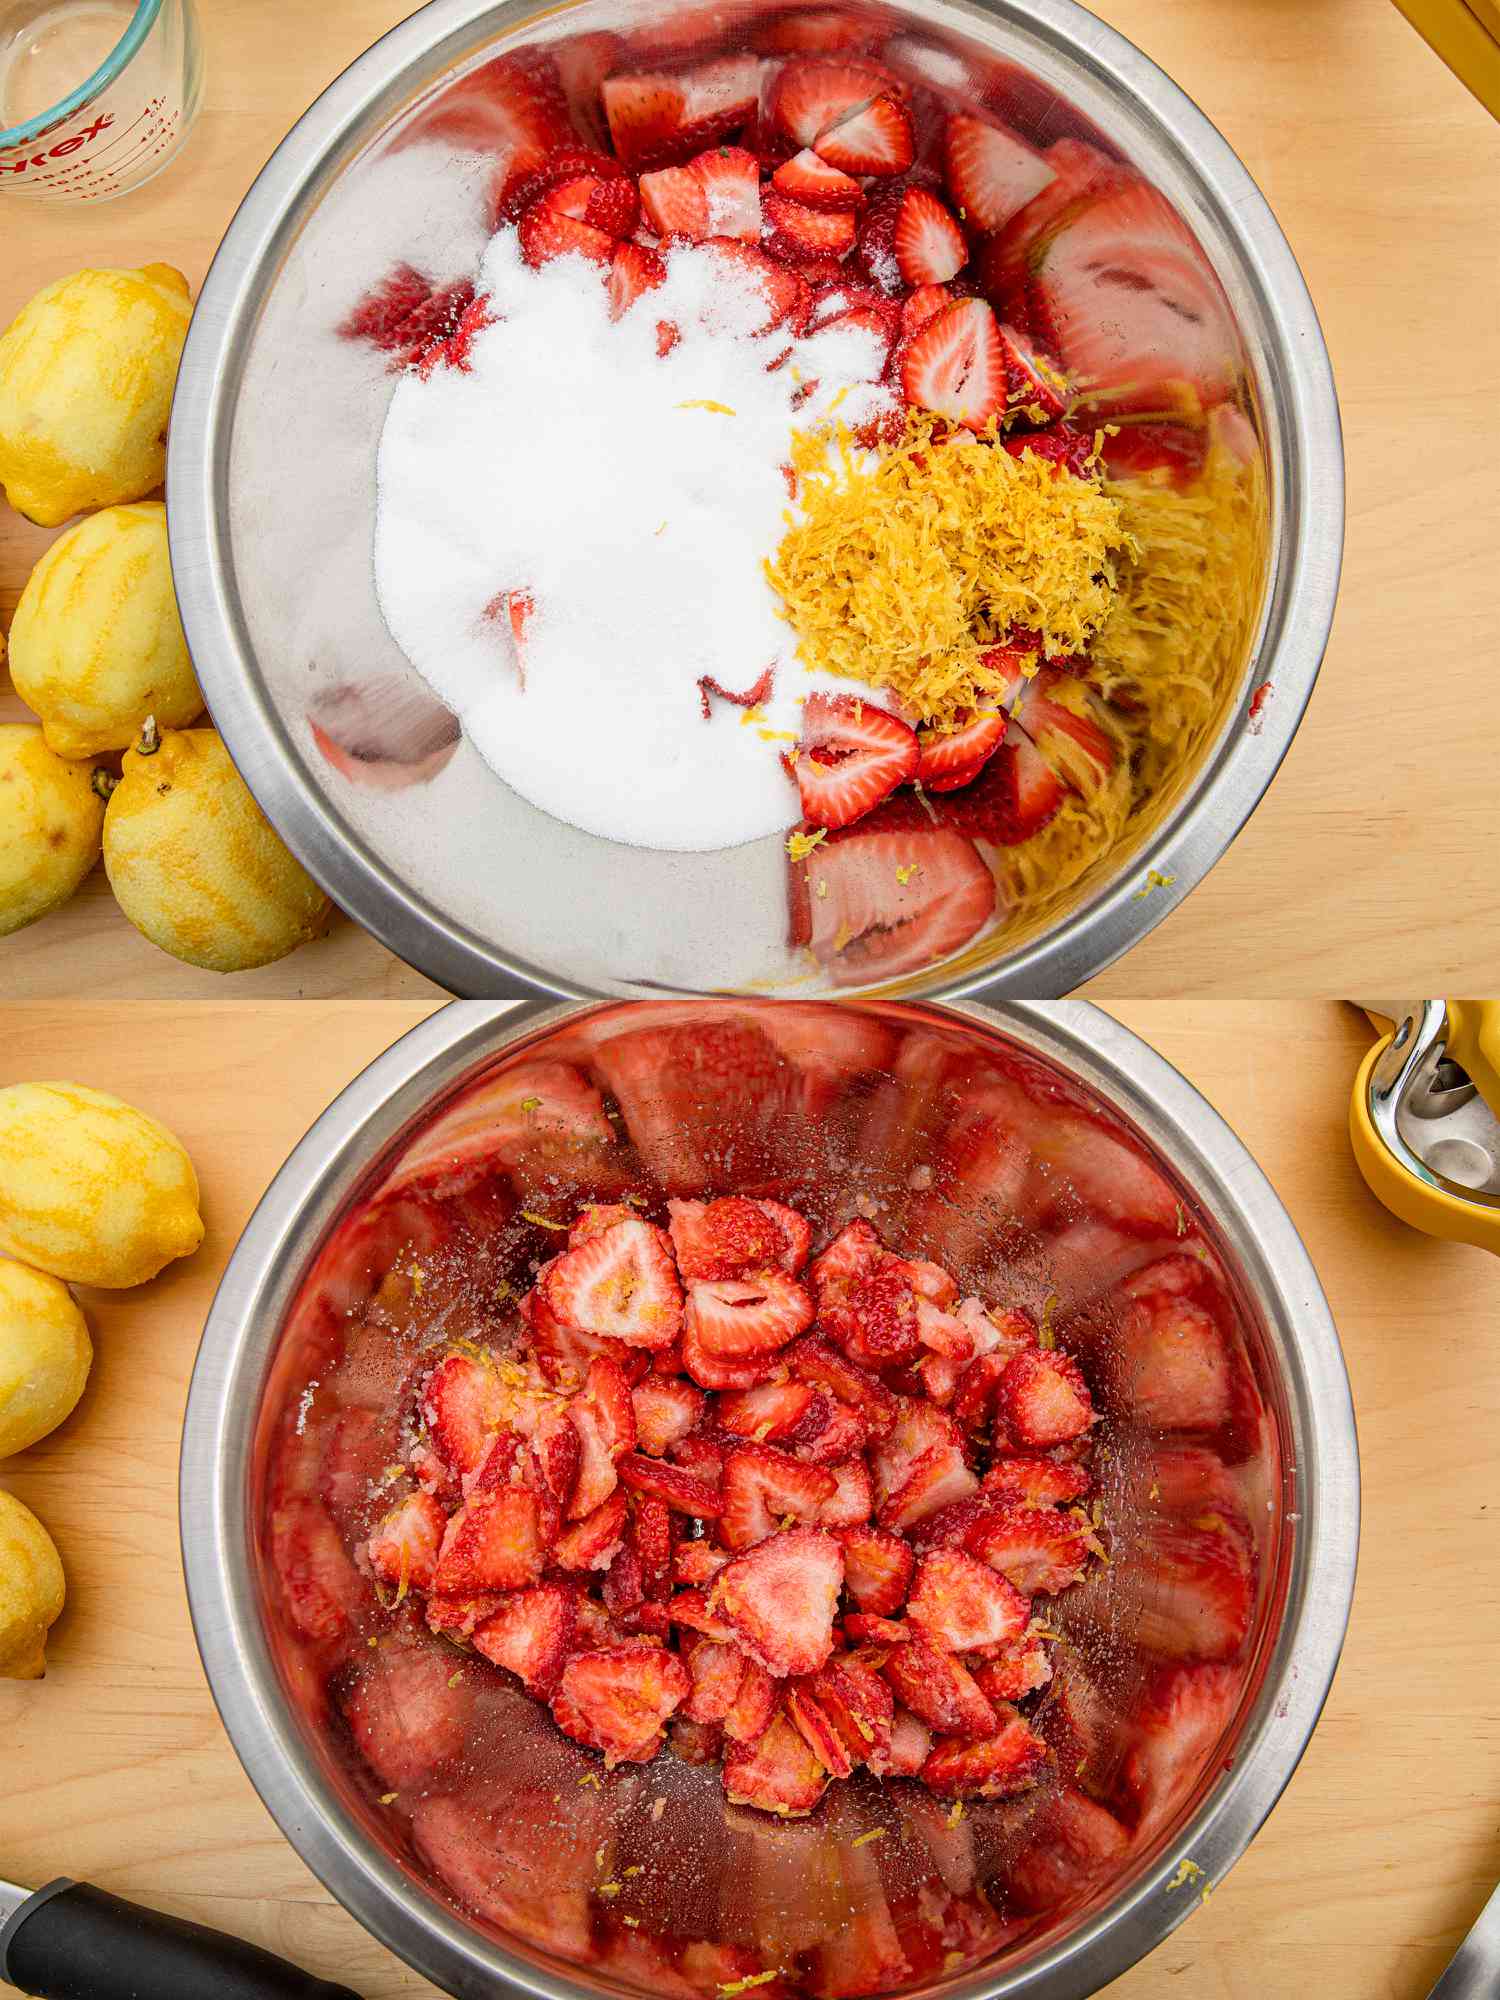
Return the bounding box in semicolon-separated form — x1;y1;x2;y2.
0;0;202;201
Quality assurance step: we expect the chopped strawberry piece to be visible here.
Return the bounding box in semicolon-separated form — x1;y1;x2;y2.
837;1524;915;1615
681;1319;775;1391
757;1199;815;1272
1131;1513;1254;1662
823;1256;922;1366
723;1657;778;1742
772;146;865;209
790;1334;898;1431
901;282;952;337
793;691;918;830
943;114;1055;233
789;819;996;983
764;189;858;261
542;1218;683;1350
723;1710;829;1815
694;143;763;240
882;1639;997;1739
618;1450;725;1519
716;1379;819;1441
906;1493;992;1553
995;1346;1096;1448
553;1488;629;1572
667;1587;739;1643
819;1457;874;1528
495;142;631;226
603;54;761;170
530;1408;583;1507
843;1611;910;1645
551;1644;690;1766
718;1526;844;1676
900;298;1006;431
630;1493;674;1600
684;1637;748;1724
788;1396;870;1465
696;238;808;334
668;1196;786;1280
344;1638;473;1786
620;1600;672;1640
366;1490;446;1594
603;1544;647;1615
473;1581;578;1695
999;322;1069;419
606;239;668;319
868;1706;932;1776
913;1296;975;1360
880;1442;979;1534
544;170;640;239
685;1272;815;1361
566;1356;636;1518
769;58;892;146
420;1352;505;1486
786;1680;855;1777
806;1657;894;1766
981;1455;1091;1506
816;94;915;176
518;203;615;267
631;1375;705;1455
639;161;710;238
964;1501;1089;1595
952;1352;1010;1432
670;1431;728;1482
674;1539;729;1587
809;1217;884;1289
921;1708;1048;1798
892;187;967;287
974;1636;1053;1702
568;1201;638;1246
720;1443;839;1548
916;707;1008;791
906;1549;1030;1655
433;1487;550;1595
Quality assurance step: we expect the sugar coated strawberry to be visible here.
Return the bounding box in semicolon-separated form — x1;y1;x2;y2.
996;1346;1096;1447
718;1525;844;1675
921;1707;1048;1799
723;1711;829;1815
433;1486;551;1595
542;1218;684;1349
684;1271;814;1361
551;1645;690;1765
668;1196;787;1280
905;1548;1030;1654
964;1501;1090;1595
837;1523;915;1613
366;1490;447;1594
473;1581;578;1695
720;1443;838;1549
881;1638;997;1739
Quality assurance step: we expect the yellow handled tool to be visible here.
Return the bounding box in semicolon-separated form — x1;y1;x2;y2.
1350;999;1500;1255
1390;0;1500;119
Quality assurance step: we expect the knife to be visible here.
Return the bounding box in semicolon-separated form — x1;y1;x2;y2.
0;1877;361;1999
1426;1878;1500;1998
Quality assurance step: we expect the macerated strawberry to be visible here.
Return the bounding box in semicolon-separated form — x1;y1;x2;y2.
551;1645;691;1766
1119;1661;1239;1834
529;1408;582;1508
1131;1513;1253;1662
344;1638;474;1786
943;113;1055;233
683;1637;747;1724
668;1196;787;1280
793;691;918;830
685;1272;815;1361
868;1705;933;1776
631;1375;706;1455
366;1490;447;1594
870;1398;961;1503
630;1492;675;1601
757;1198;815;1272
618;1450;725;1519
603;54;761;170
921;1708;1048;1798
717;1379;819;1441
667;1587;739;1643
669;1431;728;1482
974;1637;1053;1702
542;1218;684;1350
788;1396;870;1465
880;1439;979;1534
882;1638;997;1739
718;1525;844;1676
893;187;967;286
674;1538;729;1587
567;1202;637;1246
916;708;1008;792
906;1548;1030;1655
473;1581;578;1695
786;1680;855;1777
603;1544;647;1615
790;1334;899;1431
837;1524;916;1614
518;202;615;267
952;1352;1009;1432
809;1217;883;1289
606;239;668;320
906;1493;992;1553
1099;419;1209;486
433;1487;550;1595
996;1347;1096;1448
553;1488;629;1572
843;1611;910;1644
816;93;915;176
900;298;1006;430
681;1319;774;1391
723;1711;829;1815
670;1715;725;1764
694;144;763;240
981;1455;1091;1506
912;1297;976;1361
420;1352;505;1487
965;1501;1089;1595
772;146;865;209
424;1590;504;1641
764;189;859;260
819;1457;874;1528
806;1656;895;1766
566;1361;631;1519
723;1657;777;1742
720;1443;839;1549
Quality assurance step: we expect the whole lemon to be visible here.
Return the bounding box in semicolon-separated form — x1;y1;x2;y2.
0;1262;92;1459
0;723;105;936
0;264;192;527
104;727;331;971
8;502;203;757
0;1082;204;1289
0;1487;65;1678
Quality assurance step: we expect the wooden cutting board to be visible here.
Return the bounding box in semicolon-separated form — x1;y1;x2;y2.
2;0;1499;1000
1;999;1498;1998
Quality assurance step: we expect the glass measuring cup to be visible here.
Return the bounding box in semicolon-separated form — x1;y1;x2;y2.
0;0;202;201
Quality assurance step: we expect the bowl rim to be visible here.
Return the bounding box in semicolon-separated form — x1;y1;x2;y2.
165;0;1345;1001
179;996;1360;2000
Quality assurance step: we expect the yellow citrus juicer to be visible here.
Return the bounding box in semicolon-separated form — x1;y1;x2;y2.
1351;1000;1500;1255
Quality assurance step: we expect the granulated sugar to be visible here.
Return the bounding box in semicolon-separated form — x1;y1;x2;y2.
374;231;899;851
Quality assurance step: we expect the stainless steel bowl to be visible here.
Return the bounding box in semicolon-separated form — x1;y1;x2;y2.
181;999;1358;1999
166;0;1342;999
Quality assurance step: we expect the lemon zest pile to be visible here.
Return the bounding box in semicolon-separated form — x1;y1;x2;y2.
765;410;1133;727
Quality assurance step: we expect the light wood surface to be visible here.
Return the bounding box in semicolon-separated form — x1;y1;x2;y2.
0;0;1497;999
1;999;1498;1998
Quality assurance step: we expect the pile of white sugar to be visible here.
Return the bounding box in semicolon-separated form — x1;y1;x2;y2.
373;231;898;852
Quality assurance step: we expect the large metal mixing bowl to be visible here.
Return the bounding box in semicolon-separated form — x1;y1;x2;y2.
166;0;1342;999
181;999;1358;1999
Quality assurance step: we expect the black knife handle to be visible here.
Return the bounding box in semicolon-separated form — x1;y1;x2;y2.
0;1880;362;2000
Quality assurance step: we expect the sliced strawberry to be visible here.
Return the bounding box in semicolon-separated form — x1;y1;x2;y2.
906;1548;1030;1655
668;1587;739;1643
901;282;951;336
338;264;437;352
943;731;1065;845
759;10;874;51
921;1708;1048;1798
757;1199;814;1272
867;1705;932;1776
788;1396;869;1465
685;1272;815;1360
495;142;630;225
964;1501;1089;1595
551;1644;690;1766
716;1379;819;1441
793;692;918;830
1131;1513;1253;1662
681;1319;777;1391
882;1638;997;1739
892;187;967;286
816;94;915;176
670;1715;725;1764
792;813;997;984
630;1492;675;1600
518;203;614;267
786;1680;855;1777
674;1539;729;1587
869;1399;958;1504
639;161;710;238
618;1450;725;1519
1007;1788;1133;1912
942;114;1055;233
366;1490;446;1594
880;1442;978;1534
843;1611;910;1645
344;1639;473;1786
1031;1113;1181;1235
1011;672;1116;797
670;1430;728;1482
433;1487;550;1595
981;1455;1091;1506
695;143;763;240
473;1581;578;1695
995;1347;1096;1448
974;1636;1054;1702
723;1711;829;1815
631;1375;706;1455
553;1488;629;1571
606;239;668;319
528;1408;582;1509
952;1353;1009;1432
791;1337;898;1431
823;1257;921;1366
718;1525;844;1676
906;1493;992;1553
723;1657;778;1742
805;1656;894;1767
696;239;808;334
620;1600;672;1640
819;1456;874;1527
668;1196;786;1280
542;1219;683;1350
912;1296;976;1361
900;297;1006;430
837;1524;916;1614
420;1353;504;1487
684;1637;748;1724
603;1544;646;1615
772;146;865;209
424;1591;504;1640
566;1355;636;1518
603;55;761;170
808;1218;883;1291
999;321;1069;418
544;170;640;239
915;708;1008;791
764;189;858;260
720;1443;839;1549
815;302;898;372
770;58;893;148
1002;422;1093;477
